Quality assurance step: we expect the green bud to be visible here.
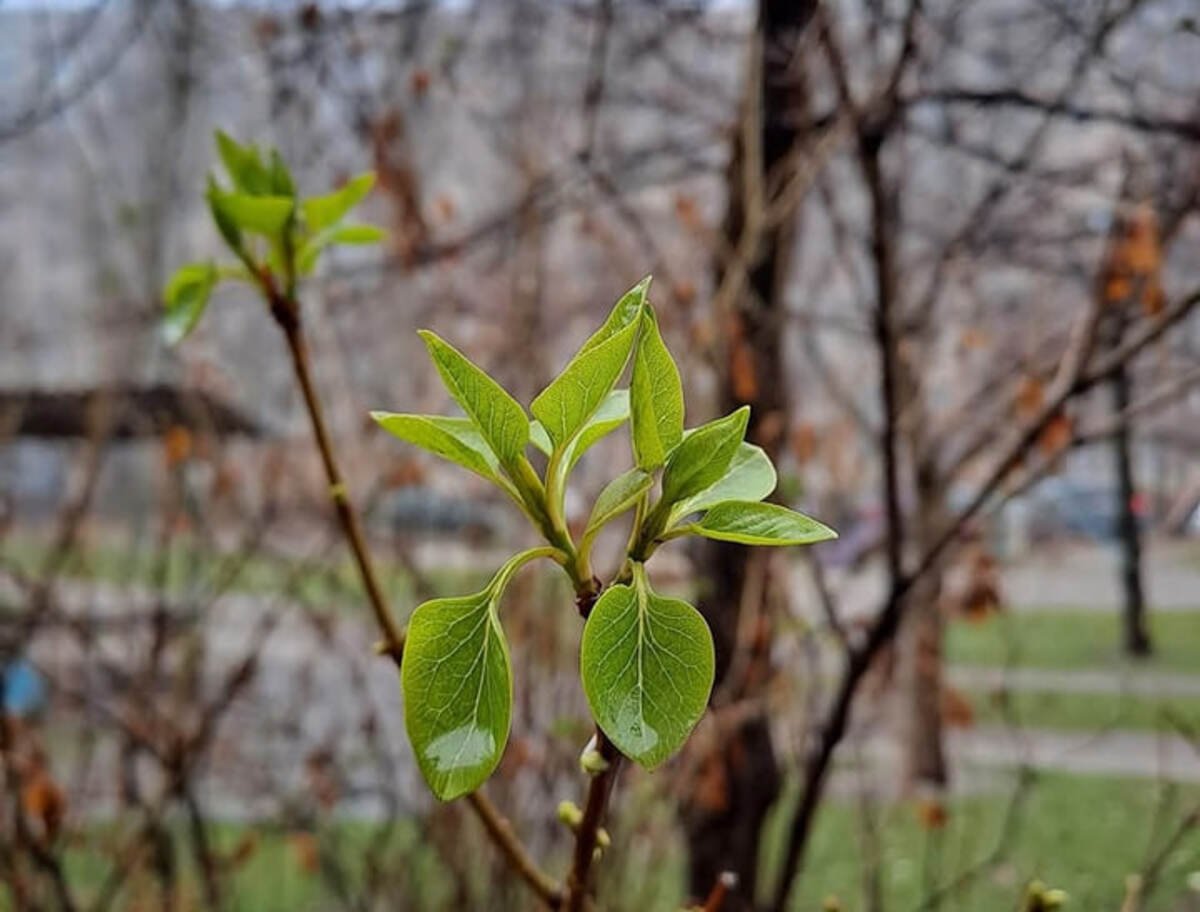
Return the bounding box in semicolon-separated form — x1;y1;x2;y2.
556;800;583;829
580;734;611;775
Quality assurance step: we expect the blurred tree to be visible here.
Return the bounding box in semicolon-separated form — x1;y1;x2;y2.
685;1;818;906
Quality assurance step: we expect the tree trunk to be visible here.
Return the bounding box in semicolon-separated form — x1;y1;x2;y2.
683;0;817;907
1111;360;1151;657
900;459;948;787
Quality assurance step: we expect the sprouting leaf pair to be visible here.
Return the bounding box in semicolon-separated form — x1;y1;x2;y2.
376;278;837;800
162;132;385;345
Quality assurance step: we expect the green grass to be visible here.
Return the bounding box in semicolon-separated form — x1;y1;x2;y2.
18;774;1195;912
50;818;461;912
946;610;1200;673
963;687;1200;733
764;771;1200;912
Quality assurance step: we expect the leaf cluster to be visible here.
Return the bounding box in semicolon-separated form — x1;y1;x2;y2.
376;277;837;799
162;132;385;343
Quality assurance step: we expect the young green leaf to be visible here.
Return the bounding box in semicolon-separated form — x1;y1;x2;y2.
401;549;548;800
529;390;629;463
659;406;750;507
579;276;652;356
418;331;529;469
531;317;639;449
690;501;837;546
214;131;272;195
527;278;647;453
581;468;653;550
210;191;294;238
580;566;714;768
371;413;503;485
402;588;510;800
326;224;385;244
162;262;217;345
667;443;776;524
630;307;684;470
567;389;630;468
529;421;553;457
268;148;296;197
206;179;243;253
297;224;387;274
302;173;376;233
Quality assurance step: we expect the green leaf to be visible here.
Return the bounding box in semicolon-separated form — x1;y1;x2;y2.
580;566;714;768
530;389;631;463
327;224;386;244
162;262;217;345
630;307;684;470
659;406;750;507
268;148;296;197
668;443;776;525
297;224;387;274
579;276;652;356
529;422;553;457
214;131;272;195
371;412;503;485
206;178;243;253
581;468;653;548
418;330;529;470
401;550;545;800
690;501;837;546
531;317;639;449
211;191;294;238
565;389;629;469
302;172;375;233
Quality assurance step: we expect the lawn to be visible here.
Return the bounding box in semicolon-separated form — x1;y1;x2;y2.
962;687;1200;733
946;610;1200;673
23;773;1197;912
766;771;1200;912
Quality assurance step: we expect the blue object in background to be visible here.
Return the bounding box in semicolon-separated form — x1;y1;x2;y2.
2;659;47;718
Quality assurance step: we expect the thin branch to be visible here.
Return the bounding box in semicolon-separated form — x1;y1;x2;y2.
467;792;564;908
912;89;1200;142
769;281;1200;911
563;730;621;912
702;872;739;912
264;286;562;908
268;295;406;663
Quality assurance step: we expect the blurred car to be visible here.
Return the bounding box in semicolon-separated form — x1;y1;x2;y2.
1024;478;1144;543
376;487;508;544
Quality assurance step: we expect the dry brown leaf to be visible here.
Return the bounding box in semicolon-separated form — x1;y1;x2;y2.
915;797;949;830
290;832;320;875
941;686;975;730
21;771;66;843
163;425;192;468
1038;413;1073;458
1014;376;1044;419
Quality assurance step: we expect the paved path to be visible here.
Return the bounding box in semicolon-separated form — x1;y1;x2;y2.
795;540;1200;622
948;726;1200;782
1002;541;1200;612
948;665;1200;698
846;725;1200;791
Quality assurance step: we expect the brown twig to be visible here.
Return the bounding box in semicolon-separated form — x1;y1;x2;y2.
263;286;561;908
268;294;406;664
702;871;739;911
563;729;621;912
467;792;564;908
